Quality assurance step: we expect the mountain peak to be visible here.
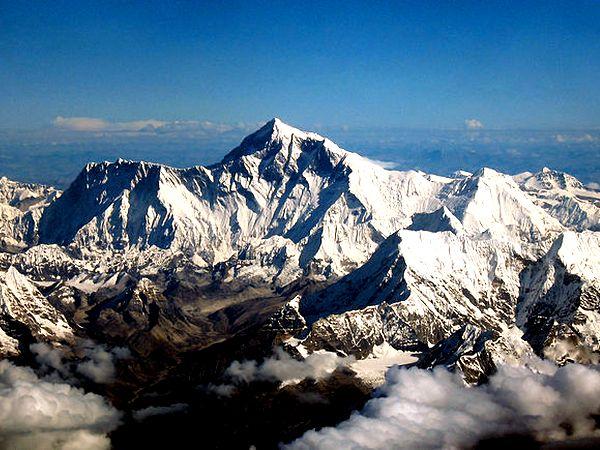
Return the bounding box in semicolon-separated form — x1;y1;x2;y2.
472;167;502;179
255;117;326;144
221;118;339;165
266;117;314;138
515;167;586;191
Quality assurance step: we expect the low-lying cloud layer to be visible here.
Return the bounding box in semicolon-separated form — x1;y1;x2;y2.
228;348;354;385
0;360;121;450
286;361;600;449
208;348;354;395
76;341;131;384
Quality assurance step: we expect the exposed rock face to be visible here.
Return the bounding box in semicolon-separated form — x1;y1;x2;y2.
517;231;600;356
0;119;599;387
416;325;497;384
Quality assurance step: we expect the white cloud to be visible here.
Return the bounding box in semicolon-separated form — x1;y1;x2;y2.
364;158;399;170
226;348;354;386
555;133;597;144
30;341;131;385
286;361;600;450
0;360;121;450
53;116;165;133
465;118;484;130
54;116;109;132
205;383;236;397
30;342;70;376
208;348;354;396
586;182;600;191
76;341;130;384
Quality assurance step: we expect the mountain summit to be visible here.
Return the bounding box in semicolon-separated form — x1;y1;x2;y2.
222;117;340;163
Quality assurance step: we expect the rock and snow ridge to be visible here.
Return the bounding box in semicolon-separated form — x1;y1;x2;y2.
0;118;599;385
0;266;73;355
0;177;58;253
515;167;600;231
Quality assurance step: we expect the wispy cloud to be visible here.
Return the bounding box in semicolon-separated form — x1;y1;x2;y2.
30;341;131;384
133;403;189;422
364;158;399;170
54;116;110;132
76;341;131;384
465;118;484;129
555;133;597;144
53;116;261;137
54;116;169;132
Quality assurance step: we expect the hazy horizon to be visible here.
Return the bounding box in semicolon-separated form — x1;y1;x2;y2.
1;118;598;188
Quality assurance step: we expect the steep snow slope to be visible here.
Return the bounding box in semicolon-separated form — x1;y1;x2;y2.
0;266;73;355
292;223;599;379
438;168;563;241
0;177;58;252
517;231;600;354
299;228;533;352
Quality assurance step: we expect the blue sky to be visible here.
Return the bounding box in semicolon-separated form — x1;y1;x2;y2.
1;0;599;130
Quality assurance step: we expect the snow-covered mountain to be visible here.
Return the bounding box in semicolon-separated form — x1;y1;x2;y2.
0;177;58;252
0;266;73;355
0;118;599;387
515;167;600;231
38;119;444;277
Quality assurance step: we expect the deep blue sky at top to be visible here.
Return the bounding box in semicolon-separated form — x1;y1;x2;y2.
1;0;599;129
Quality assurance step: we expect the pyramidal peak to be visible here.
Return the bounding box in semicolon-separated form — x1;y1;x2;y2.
266;117;325;142
221;117;347;165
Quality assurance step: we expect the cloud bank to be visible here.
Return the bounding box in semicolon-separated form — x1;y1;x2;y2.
286;361;600;450
0;360;121;450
